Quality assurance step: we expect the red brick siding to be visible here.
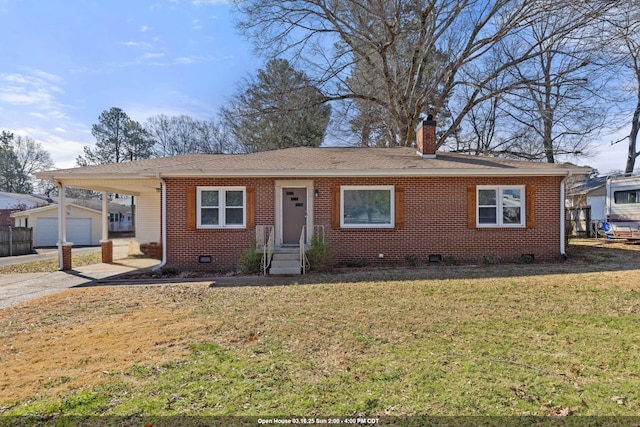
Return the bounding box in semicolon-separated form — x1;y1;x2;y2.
165;177;274;271
0;210;16;227
314;176;563;263
165;175;564;271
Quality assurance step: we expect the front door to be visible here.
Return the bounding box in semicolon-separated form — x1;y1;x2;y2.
282;188;307;245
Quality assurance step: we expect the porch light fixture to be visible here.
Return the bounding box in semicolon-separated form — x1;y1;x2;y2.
314;189;320;198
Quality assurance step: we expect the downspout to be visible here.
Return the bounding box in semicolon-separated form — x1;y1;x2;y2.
560;171;572;258
151;174;167;271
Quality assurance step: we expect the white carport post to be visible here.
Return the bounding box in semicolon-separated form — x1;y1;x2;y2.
57;182;72;270
100;191;113;263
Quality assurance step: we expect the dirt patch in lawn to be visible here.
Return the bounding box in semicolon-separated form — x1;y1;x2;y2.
1;238;640;414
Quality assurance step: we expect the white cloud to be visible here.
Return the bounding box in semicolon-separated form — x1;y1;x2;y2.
192;0;229;5
121;41;153;49
141;52;165;60
0;71;69;120
140;25;151;32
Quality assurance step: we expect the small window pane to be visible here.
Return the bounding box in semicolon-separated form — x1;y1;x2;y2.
226;207;243;225
343;189;391;225
503;207;521;224
201;191;219;207
479;207;497;224
226;190;243;207
201;208;219;225
502;189;521;207
478;189;496;206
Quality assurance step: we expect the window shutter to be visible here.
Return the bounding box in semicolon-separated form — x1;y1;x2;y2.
186;186;196;230
468;185;476;229
526;184;536;229
246;186;255;230
331;186;340;229
395;185;404;230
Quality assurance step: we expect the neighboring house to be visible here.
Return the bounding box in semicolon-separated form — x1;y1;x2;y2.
36;121;589;272
47;197;133;233
0;192;47;227
566;176;607;222
11;204;103;247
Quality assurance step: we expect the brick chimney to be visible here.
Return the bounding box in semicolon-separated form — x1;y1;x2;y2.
416;116;437;159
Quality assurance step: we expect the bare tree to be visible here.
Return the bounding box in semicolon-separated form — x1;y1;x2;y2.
145;115;230;157
234;0;613;151
493;8;607;163
601;5;640;174
12;135;55;193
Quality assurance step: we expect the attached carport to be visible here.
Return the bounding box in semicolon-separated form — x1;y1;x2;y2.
33;172;165;271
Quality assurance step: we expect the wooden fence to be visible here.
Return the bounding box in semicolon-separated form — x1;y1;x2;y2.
566;206;592;238
0;227;34;257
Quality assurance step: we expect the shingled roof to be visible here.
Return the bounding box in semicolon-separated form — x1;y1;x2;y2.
38;147;590;179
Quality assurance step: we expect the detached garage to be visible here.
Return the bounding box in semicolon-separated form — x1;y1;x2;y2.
11;204;102;247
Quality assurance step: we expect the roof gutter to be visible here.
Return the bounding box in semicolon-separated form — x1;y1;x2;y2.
151;173;167;272
136;168;590;179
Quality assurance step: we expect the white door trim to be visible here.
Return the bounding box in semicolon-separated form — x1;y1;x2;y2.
275;180;314;246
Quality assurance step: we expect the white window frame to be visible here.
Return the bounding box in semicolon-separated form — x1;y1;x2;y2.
341;185;395;229
477;185;525;228
197;186;246;229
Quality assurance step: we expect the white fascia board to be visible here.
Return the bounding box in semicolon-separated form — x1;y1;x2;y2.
36;173;154;181
42;167;589;180
150;167;589;178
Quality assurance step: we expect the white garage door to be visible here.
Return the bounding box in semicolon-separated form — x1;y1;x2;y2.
36;218;92;247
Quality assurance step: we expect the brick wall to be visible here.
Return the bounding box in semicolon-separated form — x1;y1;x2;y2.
165;175;564;271
0;210;15;227
316;175;563;264
165;177;274;271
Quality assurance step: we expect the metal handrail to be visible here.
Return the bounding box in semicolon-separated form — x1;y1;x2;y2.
299;225;309;274
257;225;274;275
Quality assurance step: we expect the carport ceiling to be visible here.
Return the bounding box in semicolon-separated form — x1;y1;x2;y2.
55;178;161;196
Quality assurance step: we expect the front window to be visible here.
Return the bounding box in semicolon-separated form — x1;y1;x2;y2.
341;186;394;228
477;186;525;227
197;187;246;228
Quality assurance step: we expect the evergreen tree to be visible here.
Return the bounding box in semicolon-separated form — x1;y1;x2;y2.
221;59;331;153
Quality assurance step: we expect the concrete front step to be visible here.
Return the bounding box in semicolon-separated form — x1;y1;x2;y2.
269;266;302;275
269;249;302;275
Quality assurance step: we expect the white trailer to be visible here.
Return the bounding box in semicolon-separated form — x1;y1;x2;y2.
605;175;640;239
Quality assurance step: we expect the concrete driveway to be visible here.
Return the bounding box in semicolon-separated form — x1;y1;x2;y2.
0;241;159;309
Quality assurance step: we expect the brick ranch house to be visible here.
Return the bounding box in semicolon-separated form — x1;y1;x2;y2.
37;120;589;273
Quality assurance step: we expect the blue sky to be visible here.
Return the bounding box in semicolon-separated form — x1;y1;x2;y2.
0;0;632;174
0;0;259;168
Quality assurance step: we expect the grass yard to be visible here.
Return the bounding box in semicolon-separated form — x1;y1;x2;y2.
0;252;102;274
0;240;639;422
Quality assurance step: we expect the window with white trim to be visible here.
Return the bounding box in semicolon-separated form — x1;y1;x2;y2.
477;186;525;227
341;185;394;228
197;187;246;228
